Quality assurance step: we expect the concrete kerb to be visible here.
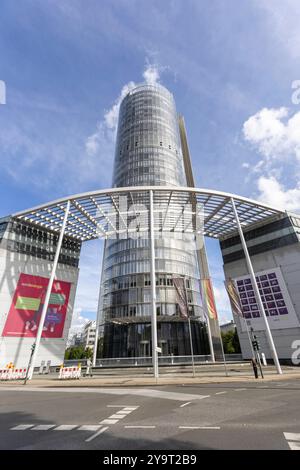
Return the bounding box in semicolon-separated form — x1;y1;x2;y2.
0;370;299;388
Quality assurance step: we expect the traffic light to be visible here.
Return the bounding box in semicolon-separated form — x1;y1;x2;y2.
252;335;260;351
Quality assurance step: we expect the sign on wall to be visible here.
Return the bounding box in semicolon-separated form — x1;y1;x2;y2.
234;268;300;332
2;273;71;338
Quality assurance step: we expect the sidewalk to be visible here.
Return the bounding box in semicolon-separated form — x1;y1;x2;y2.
0;367;299;388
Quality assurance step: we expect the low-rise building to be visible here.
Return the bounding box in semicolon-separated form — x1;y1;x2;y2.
82;320;96;351
220;320;236;334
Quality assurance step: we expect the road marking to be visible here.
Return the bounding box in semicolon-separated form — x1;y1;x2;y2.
180;402;192;408
100;418;119;425
32;424;56;430
11;424;34;430
99;406;139;426
0;386;209;402
85;426;108;443
125;426;156;429
107;405;139;408
288;442;300;450
78;425;102;431
108;413;128;419
283;432;300;450
179;426;220;430
284;432;300;441
54;425;78;431
215;391;227;395
234;388;247;391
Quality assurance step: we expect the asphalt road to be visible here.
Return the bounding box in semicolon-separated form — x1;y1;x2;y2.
0;379;300;450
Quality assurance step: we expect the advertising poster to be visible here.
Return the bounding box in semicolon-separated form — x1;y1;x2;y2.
2;273;71;338
233;267;300;332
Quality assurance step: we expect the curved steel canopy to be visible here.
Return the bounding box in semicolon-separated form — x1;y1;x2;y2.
12;186;286;242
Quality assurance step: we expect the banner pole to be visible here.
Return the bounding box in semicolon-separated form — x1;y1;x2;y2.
25;200;70;382
183;280;195;377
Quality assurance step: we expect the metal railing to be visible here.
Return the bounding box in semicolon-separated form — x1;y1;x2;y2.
63;354;243;368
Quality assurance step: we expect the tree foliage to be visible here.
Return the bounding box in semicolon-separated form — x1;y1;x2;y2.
64;345;93;360
221;328;241;354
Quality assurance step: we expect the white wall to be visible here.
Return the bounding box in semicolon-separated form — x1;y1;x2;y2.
223;242;300;361
0;247;79;368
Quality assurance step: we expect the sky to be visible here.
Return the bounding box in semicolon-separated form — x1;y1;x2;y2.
1;0;300;333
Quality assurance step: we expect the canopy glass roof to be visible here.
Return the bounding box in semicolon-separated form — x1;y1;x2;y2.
13;186;286;242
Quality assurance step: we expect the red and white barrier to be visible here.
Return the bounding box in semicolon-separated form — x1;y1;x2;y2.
0;368;27;381
58;366;81;380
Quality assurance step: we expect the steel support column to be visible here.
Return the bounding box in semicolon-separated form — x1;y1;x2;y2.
93;240;106;367
27;200;70;380
231;197;282;375
149;190;159;379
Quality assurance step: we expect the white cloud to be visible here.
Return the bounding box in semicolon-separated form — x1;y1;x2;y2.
257;0;300;60
0;80;6;105
85;81;136;158
85;121;114;157
243;107;300;163
69;307;90;335
85;62;163;158
242;106;300;214
0;61;166;200
257;176;300;213
143;63;160;85
104;81;136;131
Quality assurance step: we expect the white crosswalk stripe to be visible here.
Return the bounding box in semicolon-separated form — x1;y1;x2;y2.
11;424;34;430
288;442;300;450
78;425;102;431
99;405;138;426
55;425;78;431
32;425;55;430
9;405;140;439
99;419;119;425
284;432;300;441
283;432;300;450
107;413;127;419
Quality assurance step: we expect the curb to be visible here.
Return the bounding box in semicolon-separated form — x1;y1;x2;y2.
1;372;299;388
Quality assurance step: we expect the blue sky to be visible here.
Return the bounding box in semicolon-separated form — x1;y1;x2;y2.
1;0;300;331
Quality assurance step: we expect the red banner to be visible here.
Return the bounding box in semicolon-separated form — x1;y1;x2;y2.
201;278;218;320
224;279;243;318
2;273;71;338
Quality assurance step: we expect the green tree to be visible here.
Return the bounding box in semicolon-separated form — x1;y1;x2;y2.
85;347;93;359
221;329;241;354
64;345;93;360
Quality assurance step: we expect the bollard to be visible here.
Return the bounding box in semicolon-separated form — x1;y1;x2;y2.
261;352;267;367
251;358;258;379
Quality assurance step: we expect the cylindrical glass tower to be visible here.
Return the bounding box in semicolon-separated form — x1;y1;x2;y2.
99;83;209;358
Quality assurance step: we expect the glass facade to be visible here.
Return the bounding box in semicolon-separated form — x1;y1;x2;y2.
99;84;209;358
220;216;299;265
0;217;81;268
